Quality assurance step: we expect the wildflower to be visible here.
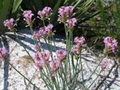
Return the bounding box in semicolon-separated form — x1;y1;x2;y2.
35;59;45;69
103;36;118;54
58;6;74;23
34;51;41;61
33;31;41;40
50;59;60;71
101;59;109;70
34;43;42;51
46;24;53;36
74;36;85;46
71;44;81;55
71;45;81;60
55;49;67;61
3;18;16;31
38;27;47;39
0;47;7;61
39;50;51;63
23;10;34;27
38;6;52;20
66;18;77;32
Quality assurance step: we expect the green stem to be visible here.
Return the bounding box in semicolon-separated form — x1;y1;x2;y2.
40;70;51;90
30;27;37;44
88;70;102;89
7;60;40;90
80;53;84;81
14;32;34;63
83;56;105;85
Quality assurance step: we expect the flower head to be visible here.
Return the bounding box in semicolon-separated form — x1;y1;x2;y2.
35;60;45;69
33;31;41;40
101;59;109;70
74;36;85;46
71;44;80;55
55;49;67;61
104;36;118;53
34;51;41;61
0;47;7;61
3;18;16;31
39;50;51;63
50;59;60;71
34;43;42;51
58;6;74;23
66;18;77;32
38;7;52;20
45;24;53;36
23;10;34;27
38;27;48;39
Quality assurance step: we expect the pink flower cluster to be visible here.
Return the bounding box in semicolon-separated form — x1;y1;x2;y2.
58;6;74;23
66;18;77;32
104;36;118;53
33;24;53;40
58;6;77;32
34;43;42;51
50;49;67;71
23;10;34;27
101;59;109;70
34;49;67;72
3;18;15;31
38;7;52;20
0;47;7;61
50;59;60;71
55;49;67;61
45;24;53;36
71;36;85;55
34;50;51;68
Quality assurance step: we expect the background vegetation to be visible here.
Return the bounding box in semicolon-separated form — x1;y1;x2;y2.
0;0;120;50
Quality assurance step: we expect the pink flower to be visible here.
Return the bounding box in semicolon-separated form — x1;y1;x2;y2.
101;59;109;69
43;7;52;18
35;60;45;69
33;31;41;40
37;10;46;20
34;43;41;51
23;10;34;27
38;27;47;39
74;36;85;46
66;18;77;31
39;50;51;62
34;52;41;61
71;44;80;55
55;49;67;61
104;36;118;53
0;47;7;61
38;7;52;20
3;18;16;31
50;59;60;71
46;24;53;36
58;6;74;23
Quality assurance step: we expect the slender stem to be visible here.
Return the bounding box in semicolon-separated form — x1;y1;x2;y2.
40;70;51;90
51;34;56;51
80;57;104;88
30;27;37;44
14;32;34;63
80;53;84;81
30;26;34;35
88;70;102;89
6;60;40;90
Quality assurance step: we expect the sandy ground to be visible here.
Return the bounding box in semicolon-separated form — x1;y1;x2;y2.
0;29;120;90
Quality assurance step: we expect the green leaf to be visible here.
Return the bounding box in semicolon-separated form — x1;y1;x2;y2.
0;0;3;13
12;0;22;13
